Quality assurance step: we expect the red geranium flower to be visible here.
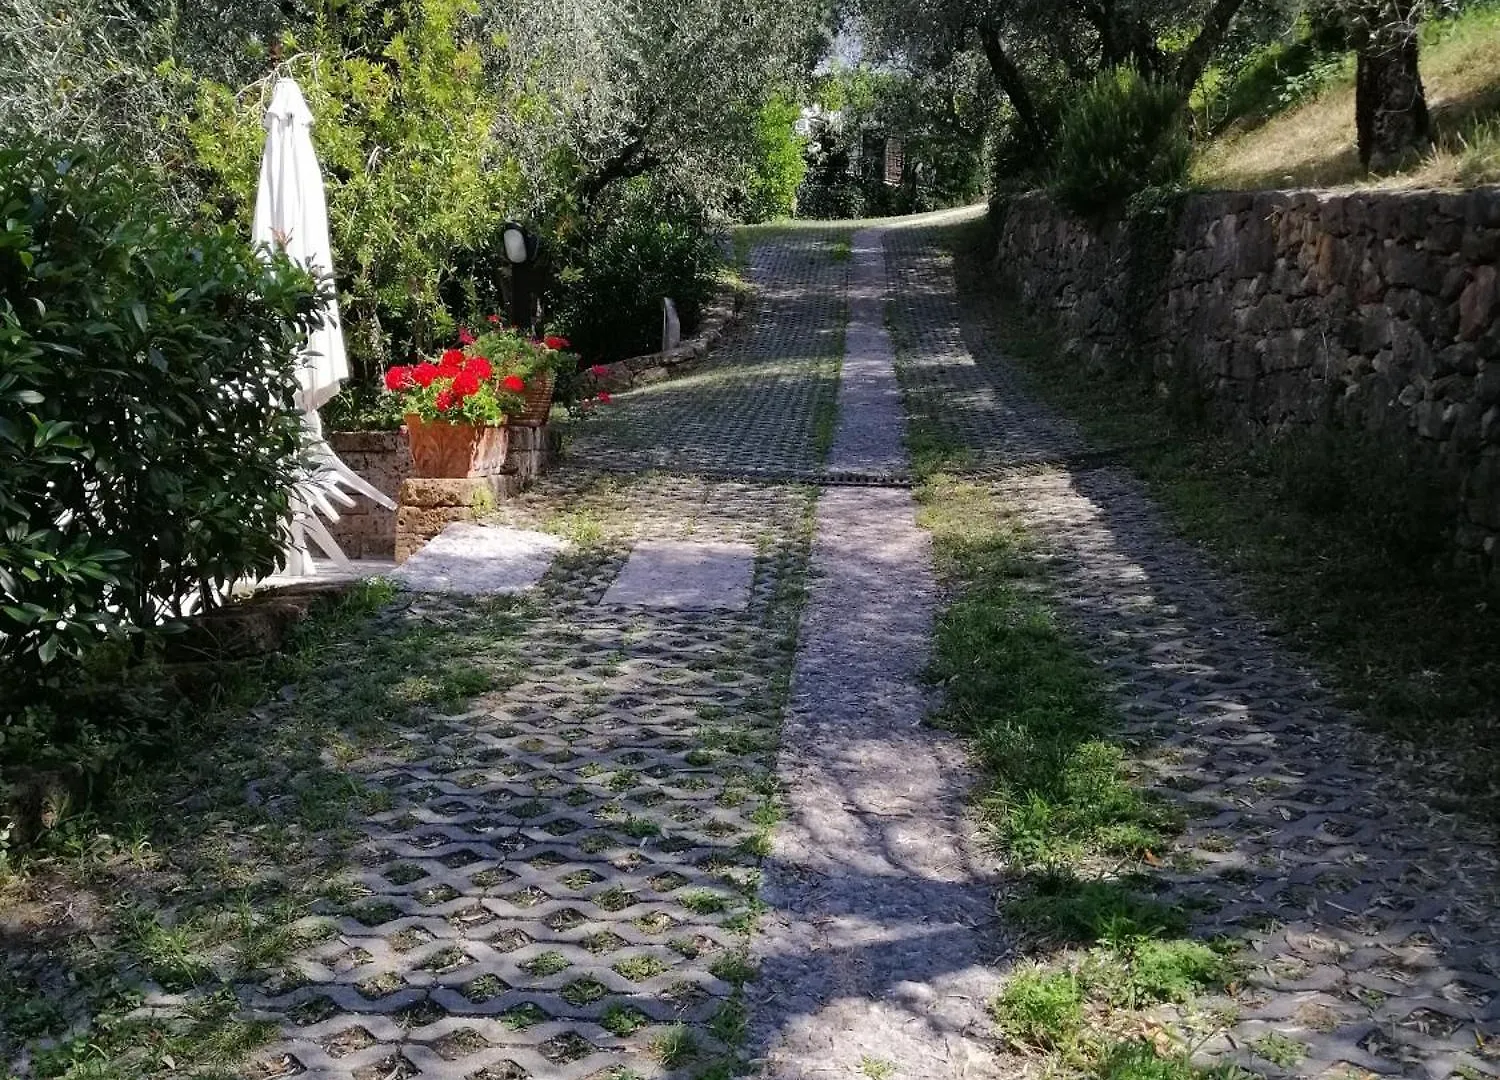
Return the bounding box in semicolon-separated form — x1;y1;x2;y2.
411;364;440;388
452;369;481;397
587;364;609;377
486;314;502;325
543;335;571;351
465;355;493;380
502;374;526;393
435;389;455;412
458;328;476;345
384;366;411;391
440;348;466;367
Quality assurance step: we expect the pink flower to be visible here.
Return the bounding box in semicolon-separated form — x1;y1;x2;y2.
458;328;476;345
597;392;612;404
588;364;609;377
486;314;502;325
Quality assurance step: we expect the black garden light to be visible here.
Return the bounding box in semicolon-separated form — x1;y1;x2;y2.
500;221;540;333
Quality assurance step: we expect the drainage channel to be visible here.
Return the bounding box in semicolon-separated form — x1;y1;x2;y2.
581;440;1173;491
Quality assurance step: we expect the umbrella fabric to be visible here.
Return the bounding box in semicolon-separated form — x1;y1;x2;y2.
252;78;348;413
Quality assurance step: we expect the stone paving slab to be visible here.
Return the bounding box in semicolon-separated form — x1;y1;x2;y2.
602;541;756;611
393;523;568;596
749;226;1009;1080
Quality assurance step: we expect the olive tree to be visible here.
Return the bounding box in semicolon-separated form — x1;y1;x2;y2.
850;0;1254;154
481;0;830;220
1314;0;1433;170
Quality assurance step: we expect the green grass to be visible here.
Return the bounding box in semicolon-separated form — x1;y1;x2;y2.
601;1004;651;1037
896;237;1256;1080
916;474;1179;868
1004;873;1189;945
992;968;1085;1051
652;1023;699;1068
1250;1031;1308;1068
0;580;540;1077
948;221;1500;820
612;955;669;982
522;951;572;977
1194;0;1500;188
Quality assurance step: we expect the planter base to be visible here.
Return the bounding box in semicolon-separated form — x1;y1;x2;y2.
396;475;518;564
330;424;561;563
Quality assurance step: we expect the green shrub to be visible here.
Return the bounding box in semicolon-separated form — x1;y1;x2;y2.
188;0;515;384
548;181;722;363
1049;69;1191;218
0;145;324;679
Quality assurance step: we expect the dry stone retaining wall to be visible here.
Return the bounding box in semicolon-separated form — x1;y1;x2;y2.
990;187;1500;558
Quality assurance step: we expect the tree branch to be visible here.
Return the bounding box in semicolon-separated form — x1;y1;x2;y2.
976;20;1046;150
579;132;657;200
1173;0;1248;95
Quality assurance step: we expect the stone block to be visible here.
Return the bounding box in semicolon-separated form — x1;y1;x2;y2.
1459;266;1497;342
165;581;354;662
1385;243;1437;291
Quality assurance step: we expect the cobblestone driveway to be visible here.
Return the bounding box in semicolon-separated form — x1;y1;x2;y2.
240;215;1500;1080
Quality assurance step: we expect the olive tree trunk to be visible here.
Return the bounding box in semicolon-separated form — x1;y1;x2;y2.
1356;19;1432;170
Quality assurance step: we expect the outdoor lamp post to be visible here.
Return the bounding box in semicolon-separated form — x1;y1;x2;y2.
500;221;540;333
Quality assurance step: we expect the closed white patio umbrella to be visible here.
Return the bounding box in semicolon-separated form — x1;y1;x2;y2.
252;77;395;576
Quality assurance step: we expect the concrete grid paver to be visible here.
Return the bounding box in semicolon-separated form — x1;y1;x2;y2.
885;219;1500;1080
242;233;843;1080
566;234;848;479
239;208;1500;1080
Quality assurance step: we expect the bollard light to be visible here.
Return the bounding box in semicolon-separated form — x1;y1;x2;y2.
499;222;540;331
501;222;538;264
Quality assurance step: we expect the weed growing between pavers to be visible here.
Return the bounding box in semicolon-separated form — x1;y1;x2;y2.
917;475;1179;869
913;475;1245;1078
888;241;1247;1080
3;475;817;1080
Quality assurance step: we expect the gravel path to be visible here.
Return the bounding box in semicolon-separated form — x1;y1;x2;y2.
749;228;1006;1079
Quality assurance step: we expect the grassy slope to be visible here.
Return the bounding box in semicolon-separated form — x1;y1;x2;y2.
1194;3;1500;189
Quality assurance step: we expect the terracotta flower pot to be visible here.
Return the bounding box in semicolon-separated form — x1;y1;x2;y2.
514;371;556;426
404;414;509;478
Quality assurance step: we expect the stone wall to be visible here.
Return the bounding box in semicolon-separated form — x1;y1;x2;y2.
327;431;412;559
585;288;746;393
990;187;1500;558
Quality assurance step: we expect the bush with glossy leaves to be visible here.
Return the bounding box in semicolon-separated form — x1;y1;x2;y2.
0;144;326;682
